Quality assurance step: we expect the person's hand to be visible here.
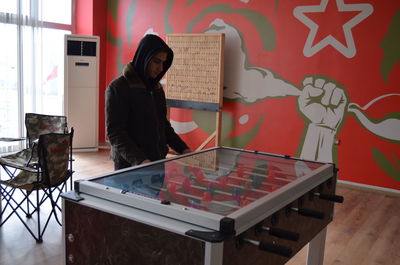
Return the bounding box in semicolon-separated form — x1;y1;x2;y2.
298;76;348;130
181;148;192;154
140;159;151;164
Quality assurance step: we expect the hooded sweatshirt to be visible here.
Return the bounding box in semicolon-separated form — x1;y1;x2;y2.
106;34;188;167
132;34;174;90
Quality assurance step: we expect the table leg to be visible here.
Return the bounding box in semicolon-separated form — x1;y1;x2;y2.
205;241;223;265
306;227;327;265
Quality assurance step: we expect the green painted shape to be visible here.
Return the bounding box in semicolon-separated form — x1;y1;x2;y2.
187;4;276;51
164;0;175;34
106;28;124;76
381;8;400;82
126;0;138;46
371;147;400;182
106;27;123;46
108;0;119;21
192;110;264;149
193;110;234;136
222;115;264;149
185;0;197;7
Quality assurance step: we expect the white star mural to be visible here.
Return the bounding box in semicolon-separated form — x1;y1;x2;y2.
293;0;373;58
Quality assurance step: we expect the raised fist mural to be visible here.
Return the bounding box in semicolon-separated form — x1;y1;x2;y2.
297;76;348;162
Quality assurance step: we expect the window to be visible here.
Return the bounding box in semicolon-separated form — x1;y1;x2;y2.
0;0;73;153
42;0;72;25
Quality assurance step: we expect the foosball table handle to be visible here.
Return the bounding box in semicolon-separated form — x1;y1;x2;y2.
258;241;292;257
241;238;292;257
266;227;300;241
314;192;344;203
292;207;325;219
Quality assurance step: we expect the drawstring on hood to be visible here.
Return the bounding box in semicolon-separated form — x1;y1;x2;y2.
131;34;174;90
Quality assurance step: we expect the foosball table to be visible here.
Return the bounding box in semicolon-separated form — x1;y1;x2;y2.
62;146;343;265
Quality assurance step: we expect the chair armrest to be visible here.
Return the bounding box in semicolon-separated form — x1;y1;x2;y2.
25;141;39;167
0;137;26;142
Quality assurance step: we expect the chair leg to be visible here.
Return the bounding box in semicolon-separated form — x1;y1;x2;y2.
0;185;14;218
0;187;17;225
43;185;63;227
49;189;61;226
0;186;42;242
51;185;64;226
25;190;33;218
1;166;35;218
0;185;2;222
0;185;9;224
2;165;17;178
37;184;65;240
36;188;42;243
0;186;32;224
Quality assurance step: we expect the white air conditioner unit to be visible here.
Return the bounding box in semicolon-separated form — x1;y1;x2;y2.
64;34;99;151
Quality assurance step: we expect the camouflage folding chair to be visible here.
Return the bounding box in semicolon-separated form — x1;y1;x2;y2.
0;129;74;243
0;113;68;174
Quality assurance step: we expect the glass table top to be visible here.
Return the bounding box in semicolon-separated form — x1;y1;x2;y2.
91;148;324;216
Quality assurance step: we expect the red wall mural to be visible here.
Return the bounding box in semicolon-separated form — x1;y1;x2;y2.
104;0;400;191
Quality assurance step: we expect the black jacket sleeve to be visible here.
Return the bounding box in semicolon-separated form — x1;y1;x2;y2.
106;78;147;165
158;87;189;154
165;117;189;154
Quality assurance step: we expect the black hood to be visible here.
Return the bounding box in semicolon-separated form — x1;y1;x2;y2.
132;34;174;89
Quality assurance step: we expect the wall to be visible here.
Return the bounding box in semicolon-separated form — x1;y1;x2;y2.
102;0;400;191
75;0;108;143
75;0;93;35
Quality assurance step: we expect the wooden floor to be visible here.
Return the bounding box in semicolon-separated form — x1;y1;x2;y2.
0;150;399;265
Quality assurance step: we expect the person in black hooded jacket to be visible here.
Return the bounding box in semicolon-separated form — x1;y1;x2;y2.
106;34;191;170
